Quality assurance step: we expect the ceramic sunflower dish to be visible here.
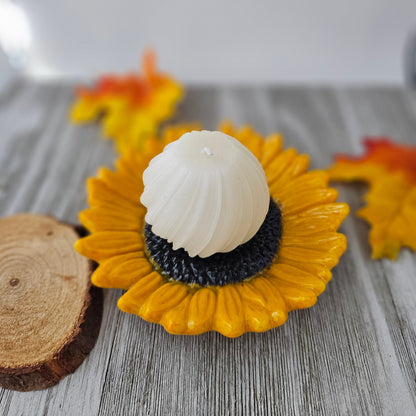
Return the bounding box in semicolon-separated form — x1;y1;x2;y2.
75;122;349;337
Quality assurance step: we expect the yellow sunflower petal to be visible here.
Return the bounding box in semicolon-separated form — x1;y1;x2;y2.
217;121;264;159
213;285;246;338
187;288;217;335
237;283;273;332
277;170;330;194
278;246;344;270
249;277;288;326
142;136;165;157
260;133;283;169
268;153;310;195
267;277;317;311
268;263;326;295
83;177;145;232
116;151;149;179
278;188;338;216
98;167;142;204
217;120;236;137
279;233;347;281
139;283;189;323
286;262;333;284
75;231;143;262
273;154;310;186
274;170;335;215
235;125;264;158
79;205;144;233
160;295;192;335
118;271;163;315
283;203;350;235
115;155;144;179
91;252;152;289
87;177;139;207
264;148;298;185
237;282;266;307
282;232;346;256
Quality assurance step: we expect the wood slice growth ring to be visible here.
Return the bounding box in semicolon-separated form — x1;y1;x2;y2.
0;214;103;391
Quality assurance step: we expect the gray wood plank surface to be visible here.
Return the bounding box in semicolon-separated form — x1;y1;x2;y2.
0;80;415;416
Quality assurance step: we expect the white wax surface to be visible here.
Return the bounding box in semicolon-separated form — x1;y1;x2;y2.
140;130;270;258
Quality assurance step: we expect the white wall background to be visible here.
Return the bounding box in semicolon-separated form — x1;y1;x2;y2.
6;0;416;83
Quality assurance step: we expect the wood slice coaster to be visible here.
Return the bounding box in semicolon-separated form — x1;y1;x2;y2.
0;214;103;391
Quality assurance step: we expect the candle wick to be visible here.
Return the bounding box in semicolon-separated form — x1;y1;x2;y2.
201;147;214;156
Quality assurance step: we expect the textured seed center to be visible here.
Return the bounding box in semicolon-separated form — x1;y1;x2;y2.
144;197;282;286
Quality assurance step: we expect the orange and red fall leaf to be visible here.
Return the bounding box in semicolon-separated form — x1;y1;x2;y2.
70;51;184;154
328;138;416;260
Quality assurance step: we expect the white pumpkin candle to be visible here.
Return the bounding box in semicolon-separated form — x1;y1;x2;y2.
140;130;270;258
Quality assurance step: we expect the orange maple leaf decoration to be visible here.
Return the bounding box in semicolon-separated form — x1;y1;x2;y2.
70;50;183;153
328;138;416;260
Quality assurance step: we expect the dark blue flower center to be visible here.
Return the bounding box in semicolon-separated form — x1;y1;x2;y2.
144;197;282;286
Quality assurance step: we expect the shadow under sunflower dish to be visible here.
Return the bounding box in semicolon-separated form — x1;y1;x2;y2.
75;122;349;338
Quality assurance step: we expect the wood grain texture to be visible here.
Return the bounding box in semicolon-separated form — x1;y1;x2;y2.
0;214;102;391
0;80;415;415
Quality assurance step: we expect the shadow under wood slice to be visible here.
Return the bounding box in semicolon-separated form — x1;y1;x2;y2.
0;214;103;392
